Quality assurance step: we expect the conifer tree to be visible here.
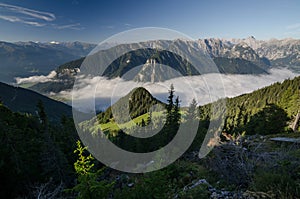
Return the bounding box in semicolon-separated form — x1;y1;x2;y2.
37;100;47;126
147;110;152;126
186;98;197;121
173;96;181;125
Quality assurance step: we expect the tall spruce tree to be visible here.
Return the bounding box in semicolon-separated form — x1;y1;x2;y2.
166;84;175;125
173;96;181;125
165;84;181;133
37;100;47;126
147;110;152;126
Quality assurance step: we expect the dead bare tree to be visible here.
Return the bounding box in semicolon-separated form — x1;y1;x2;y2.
291;111;300;132
291;86;300;132
30;179;64;199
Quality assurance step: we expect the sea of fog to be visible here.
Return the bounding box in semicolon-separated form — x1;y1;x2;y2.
16;68;300;113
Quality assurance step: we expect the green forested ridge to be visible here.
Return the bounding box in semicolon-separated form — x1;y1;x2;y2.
83;76;300;198
88;85;183;153
97;87;163;124
95;76;300;152
91;76;300;155
0;82;72;122
199;75;300;135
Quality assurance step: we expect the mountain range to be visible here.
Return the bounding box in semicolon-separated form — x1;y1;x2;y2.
8;37;300;96
0;41;96;83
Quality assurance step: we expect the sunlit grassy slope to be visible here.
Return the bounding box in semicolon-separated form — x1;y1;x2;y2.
94;111;164;132
80;109;187;134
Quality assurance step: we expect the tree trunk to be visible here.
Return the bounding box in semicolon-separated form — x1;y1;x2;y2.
291;111;300;132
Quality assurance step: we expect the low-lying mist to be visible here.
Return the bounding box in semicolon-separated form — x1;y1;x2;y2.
16;68;300;113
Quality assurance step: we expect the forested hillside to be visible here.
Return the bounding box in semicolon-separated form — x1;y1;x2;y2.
97;87;163;124
0;102;78;198
199;75;300;135
1;75;300;198
0;82;72;122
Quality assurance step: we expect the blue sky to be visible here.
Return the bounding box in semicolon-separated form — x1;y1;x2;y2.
1;0;300;43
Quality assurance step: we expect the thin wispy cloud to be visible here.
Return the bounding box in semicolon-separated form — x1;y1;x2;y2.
286;23;300;30
0;2;82;30
106;25;115;29
0;15;45;26
53;23;84;30
0;15;20;22
284;23;300;36
0;2;55;21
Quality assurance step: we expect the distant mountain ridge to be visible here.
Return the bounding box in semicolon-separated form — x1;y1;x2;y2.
47;36;300;76
15;37;300;95
0;41;96;83
226;37;300;67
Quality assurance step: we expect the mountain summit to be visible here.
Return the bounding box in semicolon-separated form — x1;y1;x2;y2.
97;87;162;124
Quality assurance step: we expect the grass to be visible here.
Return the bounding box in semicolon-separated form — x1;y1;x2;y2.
98;110;188;133
94;111;165;132
79;109;188;136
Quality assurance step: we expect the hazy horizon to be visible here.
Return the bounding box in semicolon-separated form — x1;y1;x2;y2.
3;35;300;45
1;0;300;43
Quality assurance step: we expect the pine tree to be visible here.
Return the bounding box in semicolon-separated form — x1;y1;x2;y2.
37;100;48;126
166;84;175;125
147;110;152;126
186;98;197;121
165;84;181;127
141;118;146;127
173;96;181;125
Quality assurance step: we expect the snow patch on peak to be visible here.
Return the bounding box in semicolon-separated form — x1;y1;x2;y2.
50;41;60;45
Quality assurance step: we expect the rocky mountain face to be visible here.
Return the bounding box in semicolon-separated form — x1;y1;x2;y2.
199;36;300;67
56;36;300;76
257;39;300;67
55;39;272;75
23;37;300;94
102;48;201;82
228;37;300;67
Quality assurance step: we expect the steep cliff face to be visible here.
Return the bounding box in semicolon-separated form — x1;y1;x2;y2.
256;39;300;66
22;37;300;95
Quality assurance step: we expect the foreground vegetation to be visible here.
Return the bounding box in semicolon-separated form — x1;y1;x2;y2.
0;76;300;198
